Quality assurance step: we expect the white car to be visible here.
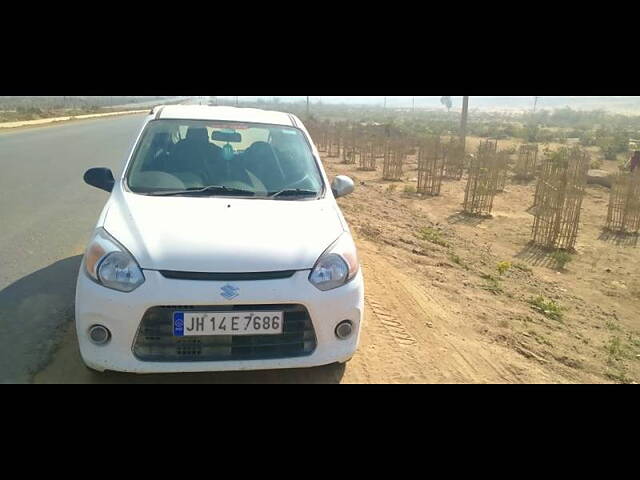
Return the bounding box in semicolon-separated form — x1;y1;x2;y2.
76;105;364;374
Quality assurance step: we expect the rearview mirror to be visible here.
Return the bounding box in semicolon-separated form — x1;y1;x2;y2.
212;130;242;143
331;175;354;198
84;168;115;192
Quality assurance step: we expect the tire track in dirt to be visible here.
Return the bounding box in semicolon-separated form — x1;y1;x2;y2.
382;265;506;382
366;297;417;346
363;251;485;382
357;239;559;383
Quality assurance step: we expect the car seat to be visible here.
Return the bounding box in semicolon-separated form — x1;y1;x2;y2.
166;127;211;188
243;141;286;192
145;132;172;172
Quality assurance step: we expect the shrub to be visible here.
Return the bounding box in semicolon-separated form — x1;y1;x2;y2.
497;261;512;276
590;158;603;169
529;296;563;321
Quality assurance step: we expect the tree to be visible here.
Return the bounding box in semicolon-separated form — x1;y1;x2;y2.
441;96;452;112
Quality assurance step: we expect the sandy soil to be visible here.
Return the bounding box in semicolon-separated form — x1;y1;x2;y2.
35;137;640;383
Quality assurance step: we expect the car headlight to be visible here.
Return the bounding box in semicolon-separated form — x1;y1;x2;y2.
84;228;145;292
309;233;359;291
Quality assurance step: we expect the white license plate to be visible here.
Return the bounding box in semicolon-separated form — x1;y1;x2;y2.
173;311;283;337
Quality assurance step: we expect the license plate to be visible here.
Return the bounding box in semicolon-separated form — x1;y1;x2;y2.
173;311;284;337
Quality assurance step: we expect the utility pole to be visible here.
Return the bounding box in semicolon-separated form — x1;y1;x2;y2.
460;95;469;149
306;96;310;118
412;96;415;113
384;97;387;109
236;96;239;106
533;96;540;113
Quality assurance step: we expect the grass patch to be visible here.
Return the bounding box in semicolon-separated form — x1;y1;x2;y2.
387;184;397;193
528;330;553;347
627;335;640;350
449;252;469;269
550;249;573;270
513;262;532;273
404;184;417;194
418;227;449;248
605;370;631;384
528;296;564;321
481;273;503;294
605;320;621;331
605;336;624;361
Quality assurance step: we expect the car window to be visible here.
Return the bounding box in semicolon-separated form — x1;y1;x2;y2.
127;119;323;197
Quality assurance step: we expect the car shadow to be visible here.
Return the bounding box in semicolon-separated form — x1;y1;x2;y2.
0;255;83;383
13;256;347;384
88;361;347;384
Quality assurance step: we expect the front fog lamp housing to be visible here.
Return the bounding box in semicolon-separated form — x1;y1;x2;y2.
309;233;359;291
335;320;354;340
84;228;145;292
89;325;111;345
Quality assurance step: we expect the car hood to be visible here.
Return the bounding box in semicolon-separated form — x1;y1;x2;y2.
102;191;345;272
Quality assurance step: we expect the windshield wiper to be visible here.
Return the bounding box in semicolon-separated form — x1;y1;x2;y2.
269;188;319;199
146;185;256;197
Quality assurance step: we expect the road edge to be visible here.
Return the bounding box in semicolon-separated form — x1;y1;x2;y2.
0;109;149;132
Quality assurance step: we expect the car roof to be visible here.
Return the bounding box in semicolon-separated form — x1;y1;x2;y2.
154;105;296;127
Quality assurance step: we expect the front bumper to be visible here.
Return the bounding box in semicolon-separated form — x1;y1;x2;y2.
75;265;364;373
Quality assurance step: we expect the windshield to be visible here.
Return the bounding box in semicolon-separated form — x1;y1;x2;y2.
126;119;324;198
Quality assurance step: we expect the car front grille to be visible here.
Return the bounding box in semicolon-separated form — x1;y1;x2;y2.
132;304;317;362
159;270;296;281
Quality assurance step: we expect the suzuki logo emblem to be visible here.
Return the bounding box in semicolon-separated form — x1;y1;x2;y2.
220;284;239;300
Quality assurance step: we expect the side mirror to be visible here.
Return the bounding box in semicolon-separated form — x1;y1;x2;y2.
84;168;115;192
331;175;355;198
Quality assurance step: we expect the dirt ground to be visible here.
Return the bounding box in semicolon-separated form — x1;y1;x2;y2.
327;138;640;383
35;137;640;383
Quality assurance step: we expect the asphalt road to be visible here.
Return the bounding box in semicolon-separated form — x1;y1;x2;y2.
0;114;147;383
0;113;344;384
